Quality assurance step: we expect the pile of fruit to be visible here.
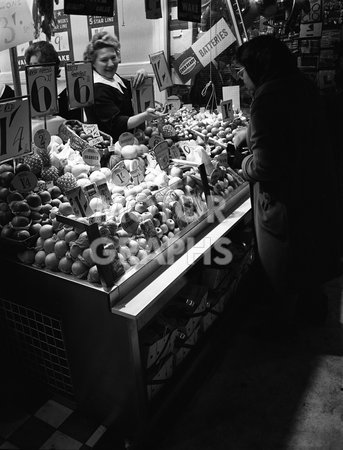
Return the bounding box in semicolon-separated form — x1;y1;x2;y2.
0;107;247;287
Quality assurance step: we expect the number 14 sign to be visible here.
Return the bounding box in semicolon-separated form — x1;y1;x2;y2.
0;97;31;164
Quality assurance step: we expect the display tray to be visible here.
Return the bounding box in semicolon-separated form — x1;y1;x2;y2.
0;183;250;311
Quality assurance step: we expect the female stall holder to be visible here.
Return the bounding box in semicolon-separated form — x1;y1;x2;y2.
83;31;163;144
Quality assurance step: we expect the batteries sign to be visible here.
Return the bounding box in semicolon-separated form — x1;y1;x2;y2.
0;96;31;164
172;18;236;83
65;61;94;109
25;64;58;118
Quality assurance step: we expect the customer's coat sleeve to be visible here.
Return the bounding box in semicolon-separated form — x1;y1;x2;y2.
241;92;289;183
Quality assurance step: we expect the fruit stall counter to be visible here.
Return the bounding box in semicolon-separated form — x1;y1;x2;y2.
0;186;252;442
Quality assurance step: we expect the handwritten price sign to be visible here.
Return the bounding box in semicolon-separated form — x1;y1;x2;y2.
65;61;94;109
149;51;173;92
25;64;58;118
0;96;31;164
154;140;170;170
0;0;34;51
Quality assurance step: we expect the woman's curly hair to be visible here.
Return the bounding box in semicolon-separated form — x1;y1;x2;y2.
83;31;120;65
24;41;61;78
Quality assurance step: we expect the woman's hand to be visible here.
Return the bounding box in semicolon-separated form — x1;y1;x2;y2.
145;107;165;120
132;68;148;88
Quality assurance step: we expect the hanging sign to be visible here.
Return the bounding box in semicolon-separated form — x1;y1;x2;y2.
145;0;162;19
25;64;58;117
149;51;173;91
87;5;119;41
64;0;114;17
65;61;94;109
51;4;75;65
0;96;31;164
0;0;34;51
177;0;201;23
220;99;234;123
154;141;170;170
172;18;236;83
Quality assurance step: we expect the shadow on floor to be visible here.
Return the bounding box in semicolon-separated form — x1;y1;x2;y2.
138;273;343;450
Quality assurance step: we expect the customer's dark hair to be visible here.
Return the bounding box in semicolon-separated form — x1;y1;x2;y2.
24;41;61;78
236;35;298;88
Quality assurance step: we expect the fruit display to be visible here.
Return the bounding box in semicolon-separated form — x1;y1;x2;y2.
0;108;248;288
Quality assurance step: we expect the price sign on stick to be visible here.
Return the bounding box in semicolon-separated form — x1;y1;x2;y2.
221;99;234;123
25;64;58;118
149;51;173;91
154;140;170;170
33;129;51;150
111;161;131;186
0;96;31;164
65;61;94;109
0;1;34;51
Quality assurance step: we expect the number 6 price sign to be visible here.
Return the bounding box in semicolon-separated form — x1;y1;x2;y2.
0;96;31;164
25;63;58;118
65;61;94;110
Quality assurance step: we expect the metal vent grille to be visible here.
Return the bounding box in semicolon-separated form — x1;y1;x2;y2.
0;299;74;398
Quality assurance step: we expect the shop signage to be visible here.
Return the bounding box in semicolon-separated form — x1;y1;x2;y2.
154;140;170;170
149;51;173;92
172;18;236;83
177;0;201;23
145;0;162;19
65;61;94;109
87;6;119;41
0;0;34;52
25;64;58;118
51;5;75;65
64;0;114;17
0;96;31;164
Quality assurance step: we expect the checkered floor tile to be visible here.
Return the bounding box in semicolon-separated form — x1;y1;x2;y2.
0;397;110;450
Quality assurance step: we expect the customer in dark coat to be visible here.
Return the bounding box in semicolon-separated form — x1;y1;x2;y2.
235;35;340;331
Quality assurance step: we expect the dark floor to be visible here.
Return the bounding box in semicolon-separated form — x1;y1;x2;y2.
1;270;342;450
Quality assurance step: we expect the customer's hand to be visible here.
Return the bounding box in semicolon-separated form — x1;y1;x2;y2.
233;127;248;150
132;68;148;88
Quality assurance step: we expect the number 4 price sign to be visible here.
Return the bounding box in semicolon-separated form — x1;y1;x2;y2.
65;61;94;114
0;96;31;164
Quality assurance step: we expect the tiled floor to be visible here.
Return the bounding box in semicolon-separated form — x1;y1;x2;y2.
0;396;108;450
